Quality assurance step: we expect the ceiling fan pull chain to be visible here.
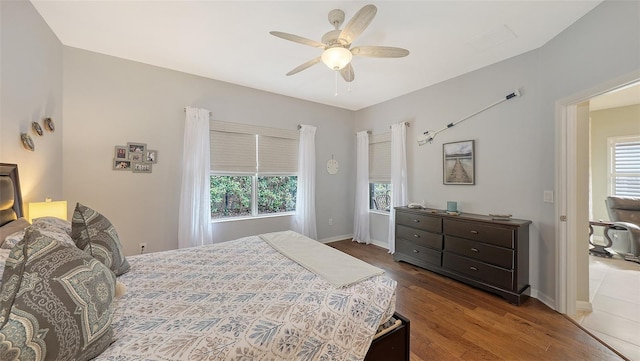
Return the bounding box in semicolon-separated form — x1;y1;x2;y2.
334;71;339;96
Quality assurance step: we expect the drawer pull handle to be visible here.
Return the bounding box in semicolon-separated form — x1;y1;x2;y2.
470;230;479;235
413;234;420;238
412;219;421;223
412;249;419;253
470;248;479;252
470;266;478;271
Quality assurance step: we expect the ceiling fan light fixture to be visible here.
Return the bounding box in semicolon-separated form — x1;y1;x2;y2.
321;47;352;70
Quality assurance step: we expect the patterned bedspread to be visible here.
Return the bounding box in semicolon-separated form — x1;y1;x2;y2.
95;234;397;361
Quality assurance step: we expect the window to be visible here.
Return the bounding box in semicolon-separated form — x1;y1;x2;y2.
257;175;297;214
369;133;392;211
608;135;640;197
370;183;391;211
210;121;298;220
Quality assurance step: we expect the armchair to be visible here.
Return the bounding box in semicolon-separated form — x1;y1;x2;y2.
605;196;640;264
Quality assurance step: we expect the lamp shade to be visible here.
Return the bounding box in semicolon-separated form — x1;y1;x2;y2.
28;199;67;223
321;47;353;70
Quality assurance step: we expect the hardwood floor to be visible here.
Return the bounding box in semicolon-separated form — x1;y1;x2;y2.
329;239;626;361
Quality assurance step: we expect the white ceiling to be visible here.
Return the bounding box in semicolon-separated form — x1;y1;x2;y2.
31;0;603;111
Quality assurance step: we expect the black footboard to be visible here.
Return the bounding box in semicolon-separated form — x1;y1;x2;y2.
364;312;410;361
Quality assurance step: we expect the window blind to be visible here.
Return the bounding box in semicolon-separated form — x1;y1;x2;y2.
610;137;640;197
210;120;298;174
369;133;391;182
258;135;298;174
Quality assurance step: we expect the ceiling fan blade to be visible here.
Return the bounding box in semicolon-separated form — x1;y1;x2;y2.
339;4;377;46
340;63;355;82
286;56;322;76
270;31;325;49
351;46;409;58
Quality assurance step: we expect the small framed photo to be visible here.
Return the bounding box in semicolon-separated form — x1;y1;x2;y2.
145;150;158;164
443;140;475;185
114;145;128;160
113;159;132;171
130;152;143;162
132;162;152;173
127;142;146;154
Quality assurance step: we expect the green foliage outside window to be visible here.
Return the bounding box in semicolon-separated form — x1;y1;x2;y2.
258;176;297;214
210;175;252;218
210;175;297;219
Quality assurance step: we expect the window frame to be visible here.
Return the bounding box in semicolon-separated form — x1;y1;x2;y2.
607;134;640;197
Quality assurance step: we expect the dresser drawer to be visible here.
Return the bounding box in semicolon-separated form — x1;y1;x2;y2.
443;253;514;290
396;225;443;250
444;219;514;248
396;239;442;267
445;236;514;269
396;212;442;233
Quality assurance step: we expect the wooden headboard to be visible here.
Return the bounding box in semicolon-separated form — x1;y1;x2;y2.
0;163;24;226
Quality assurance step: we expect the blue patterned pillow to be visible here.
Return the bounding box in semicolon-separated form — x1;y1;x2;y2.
71;203;130;276
0;228;116;361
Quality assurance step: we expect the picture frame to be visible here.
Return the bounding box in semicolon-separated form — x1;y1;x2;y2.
127;142;146;155
114;145;128;160
130;152;143;162
144;149;158;164
132;162;152;173
443;140;475;185
113;159;132;171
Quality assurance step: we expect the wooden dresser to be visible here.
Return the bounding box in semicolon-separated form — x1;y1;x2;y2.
394;206;531;305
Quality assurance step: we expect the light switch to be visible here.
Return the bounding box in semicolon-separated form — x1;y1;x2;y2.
543;191;554;203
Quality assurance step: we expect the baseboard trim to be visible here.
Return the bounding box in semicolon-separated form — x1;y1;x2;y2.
576;300;593;313
319;234;353;244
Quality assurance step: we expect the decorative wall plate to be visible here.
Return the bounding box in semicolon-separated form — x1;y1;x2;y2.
21;133;34;151
32;121;43;136
326;158;339;175
44;117;55;132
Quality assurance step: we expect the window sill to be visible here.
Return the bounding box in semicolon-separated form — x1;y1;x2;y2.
369;210;390;216
211;211;295;223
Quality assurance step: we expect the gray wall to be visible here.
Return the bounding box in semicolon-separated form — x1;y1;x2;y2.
0;0;63;207
354;0;640;305
62;47;355;256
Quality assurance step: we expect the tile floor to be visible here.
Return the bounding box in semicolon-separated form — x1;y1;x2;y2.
572;254;640;361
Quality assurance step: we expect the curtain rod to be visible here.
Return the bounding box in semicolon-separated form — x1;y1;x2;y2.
183;107;212;115
389;122;410;129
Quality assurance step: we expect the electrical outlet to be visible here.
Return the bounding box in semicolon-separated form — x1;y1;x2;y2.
543;190;554;203
328;218;333;225
139;242;147;254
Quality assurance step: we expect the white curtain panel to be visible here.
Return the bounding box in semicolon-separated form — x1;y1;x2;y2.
388;122;408;253
353;131;371;244
178;107;213;248
295;125;318;240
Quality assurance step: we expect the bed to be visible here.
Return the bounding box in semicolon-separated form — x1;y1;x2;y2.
0;163;409;361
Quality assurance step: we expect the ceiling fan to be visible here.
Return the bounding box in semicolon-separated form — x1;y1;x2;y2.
270;4;409;83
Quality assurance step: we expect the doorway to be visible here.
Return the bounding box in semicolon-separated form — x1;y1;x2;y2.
556;75;640;359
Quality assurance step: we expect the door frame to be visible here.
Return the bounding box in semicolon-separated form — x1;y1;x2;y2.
555;71;640;314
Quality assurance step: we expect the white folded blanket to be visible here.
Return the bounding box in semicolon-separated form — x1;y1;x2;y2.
260;230;384;287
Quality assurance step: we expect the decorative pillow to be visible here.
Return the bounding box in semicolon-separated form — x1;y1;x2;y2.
0;228;116;361
32;216;72;235
1;222;74;250
71;203;130;276
0;218;29;248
